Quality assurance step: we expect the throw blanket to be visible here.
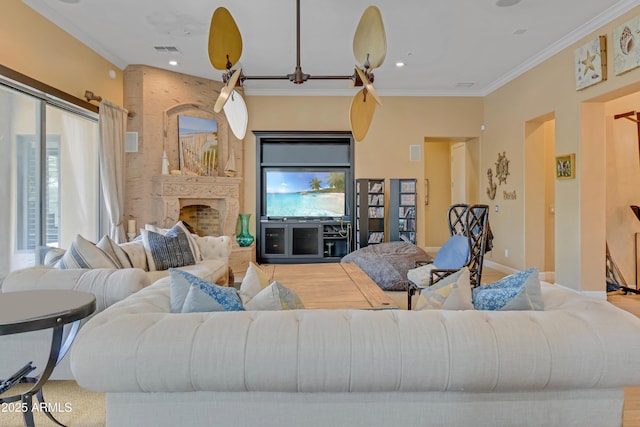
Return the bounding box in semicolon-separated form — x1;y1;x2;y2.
341;242;432;291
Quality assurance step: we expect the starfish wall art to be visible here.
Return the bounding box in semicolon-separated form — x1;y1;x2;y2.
574;35;607;90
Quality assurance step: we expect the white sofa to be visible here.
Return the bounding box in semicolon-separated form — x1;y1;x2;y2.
70;279;640;427
0;234;232;380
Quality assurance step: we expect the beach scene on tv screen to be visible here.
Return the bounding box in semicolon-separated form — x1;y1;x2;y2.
266;171;345;217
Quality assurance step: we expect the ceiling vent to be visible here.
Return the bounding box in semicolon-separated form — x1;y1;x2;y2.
154;46;181;54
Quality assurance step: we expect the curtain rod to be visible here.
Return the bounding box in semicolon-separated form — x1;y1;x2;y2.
84;90;136;118
0;64;98;114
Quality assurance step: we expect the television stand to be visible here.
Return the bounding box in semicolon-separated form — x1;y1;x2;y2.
259;219;352;264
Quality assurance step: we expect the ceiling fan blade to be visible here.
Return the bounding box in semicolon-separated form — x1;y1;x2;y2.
350;88;376;142
214;68;242;113
353;6;387;70
208;7;243;70
223;90;248;140
355;66;382;106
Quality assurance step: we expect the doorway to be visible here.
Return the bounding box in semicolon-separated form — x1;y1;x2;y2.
423;137;480;248
524;114;555;274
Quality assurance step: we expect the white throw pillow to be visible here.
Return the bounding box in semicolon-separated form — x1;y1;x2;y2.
244;280;305;311
238;262;270;304
118;241;149;270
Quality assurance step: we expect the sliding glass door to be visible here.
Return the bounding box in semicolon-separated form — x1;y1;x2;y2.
0;82;100;279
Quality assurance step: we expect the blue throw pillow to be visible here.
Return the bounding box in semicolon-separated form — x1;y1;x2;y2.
170;269;244;313
433;235;470;269
473;267;544;311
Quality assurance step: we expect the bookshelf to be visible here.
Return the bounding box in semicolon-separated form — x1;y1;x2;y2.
355;178;385;248
389;179;417;244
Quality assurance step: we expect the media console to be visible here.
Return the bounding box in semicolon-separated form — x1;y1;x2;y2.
260;218;352;264
255;131;355;264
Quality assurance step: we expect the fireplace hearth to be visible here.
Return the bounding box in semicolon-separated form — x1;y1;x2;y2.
152;175;241;239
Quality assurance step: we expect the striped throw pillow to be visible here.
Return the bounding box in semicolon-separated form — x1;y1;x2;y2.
56;234;120;269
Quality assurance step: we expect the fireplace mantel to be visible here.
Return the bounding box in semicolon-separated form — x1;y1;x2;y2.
152;175;242;238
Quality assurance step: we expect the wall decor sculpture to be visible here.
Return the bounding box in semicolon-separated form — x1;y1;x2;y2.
574;35;607;90
495;152;510;185
614;15;640;75
486;168;497;200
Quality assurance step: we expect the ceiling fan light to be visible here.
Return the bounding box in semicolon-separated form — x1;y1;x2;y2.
214;89;231;113
223;90;248;140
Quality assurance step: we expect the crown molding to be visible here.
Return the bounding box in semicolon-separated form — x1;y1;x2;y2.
482;0;640;95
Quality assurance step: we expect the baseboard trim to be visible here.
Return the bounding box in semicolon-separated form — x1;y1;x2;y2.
554;283;607;300
482;260;519;275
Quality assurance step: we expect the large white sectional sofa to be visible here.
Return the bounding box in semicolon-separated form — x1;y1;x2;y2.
70;278;640;427
0;234;232;380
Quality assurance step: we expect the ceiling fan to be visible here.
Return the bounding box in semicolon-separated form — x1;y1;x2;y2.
208;0;386;141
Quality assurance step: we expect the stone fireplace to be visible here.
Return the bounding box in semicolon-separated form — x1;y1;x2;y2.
179;205;222;236
152;175;242;238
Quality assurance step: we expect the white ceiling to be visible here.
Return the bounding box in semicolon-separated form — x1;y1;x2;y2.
23;0;640;96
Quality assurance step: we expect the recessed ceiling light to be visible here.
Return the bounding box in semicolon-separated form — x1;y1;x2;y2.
496;0;521;7
395;62;405;67
169;60;178;66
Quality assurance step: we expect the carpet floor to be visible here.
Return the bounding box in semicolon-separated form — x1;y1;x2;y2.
0;380;104;427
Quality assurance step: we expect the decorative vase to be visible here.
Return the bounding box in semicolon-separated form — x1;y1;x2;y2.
236;213;255;247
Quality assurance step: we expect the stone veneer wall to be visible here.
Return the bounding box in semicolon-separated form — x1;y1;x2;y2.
123;65;244;229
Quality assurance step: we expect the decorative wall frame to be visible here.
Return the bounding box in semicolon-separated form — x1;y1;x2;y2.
574;35;607;90
614;15;640;75
555;153;576;180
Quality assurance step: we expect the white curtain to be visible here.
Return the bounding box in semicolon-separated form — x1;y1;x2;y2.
99;100;128;243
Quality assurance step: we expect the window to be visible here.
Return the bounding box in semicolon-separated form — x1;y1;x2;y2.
0;80;101;277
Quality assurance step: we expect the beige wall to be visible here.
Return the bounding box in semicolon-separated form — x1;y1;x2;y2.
244;96;484;245
1;0;123;105
484;5;640;292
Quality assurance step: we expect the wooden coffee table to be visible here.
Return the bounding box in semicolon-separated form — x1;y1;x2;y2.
259;263;398;310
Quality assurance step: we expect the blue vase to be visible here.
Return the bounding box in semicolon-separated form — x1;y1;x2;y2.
236;213;255;247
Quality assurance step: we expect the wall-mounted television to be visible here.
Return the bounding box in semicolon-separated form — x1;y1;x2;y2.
263;169;347;218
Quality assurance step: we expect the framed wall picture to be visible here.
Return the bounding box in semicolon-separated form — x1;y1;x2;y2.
574;35;607;90
177;115;218;176
556;153;576;180
614;15;640;75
